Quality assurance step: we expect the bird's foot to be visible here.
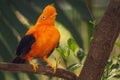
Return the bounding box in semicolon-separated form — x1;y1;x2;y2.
48;63;56;73
43;56;56;73
30;61;39;72
51;66;56;73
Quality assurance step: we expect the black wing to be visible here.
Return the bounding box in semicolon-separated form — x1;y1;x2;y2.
16;34;36;56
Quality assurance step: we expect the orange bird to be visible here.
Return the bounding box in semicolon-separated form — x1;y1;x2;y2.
12;5;60;72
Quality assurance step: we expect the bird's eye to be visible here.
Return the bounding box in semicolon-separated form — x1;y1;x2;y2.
42;16;46;19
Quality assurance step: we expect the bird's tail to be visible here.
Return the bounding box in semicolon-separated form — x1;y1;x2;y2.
12;57;25;63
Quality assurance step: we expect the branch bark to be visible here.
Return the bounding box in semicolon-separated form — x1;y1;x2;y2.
79;0;120;80
0;62;78;80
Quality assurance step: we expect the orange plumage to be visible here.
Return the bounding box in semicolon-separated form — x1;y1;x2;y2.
12;5;60;72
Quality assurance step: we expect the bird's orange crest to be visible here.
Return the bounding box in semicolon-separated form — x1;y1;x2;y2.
36;5;57;25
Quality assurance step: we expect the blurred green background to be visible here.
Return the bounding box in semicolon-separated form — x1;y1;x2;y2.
0;0;120;80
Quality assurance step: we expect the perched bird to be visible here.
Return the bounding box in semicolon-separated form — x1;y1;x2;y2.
12;5;60;72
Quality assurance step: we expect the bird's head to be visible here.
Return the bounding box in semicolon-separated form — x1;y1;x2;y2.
36;5;57;25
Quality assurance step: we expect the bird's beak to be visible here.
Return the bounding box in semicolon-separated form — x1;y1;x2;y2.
53;13;57;16
51;13;57;18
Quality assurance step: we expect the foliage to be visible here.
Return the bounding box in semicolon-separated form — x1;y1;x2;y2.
56;38;85;73
102;54;120;80
115;42;120;47
56;38;120;80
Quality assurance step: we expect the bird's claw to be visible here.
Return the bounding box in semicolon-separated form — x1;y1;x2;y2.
51;66;56;73
29;61;39;72
32;63;39;72
48;63;56;73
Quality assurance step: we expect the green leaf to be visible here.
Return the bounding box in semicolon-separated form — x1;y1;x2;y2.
105;59;113;69
67;64;81;71
77;49;85;61
115;42;120;47
111;63;119;69
113;74;120;78
67;38;78;52
118;55;120;62
107;59;113;66
64;48;70;58
89;20;96;27
55;57;62;68
55;47;64;55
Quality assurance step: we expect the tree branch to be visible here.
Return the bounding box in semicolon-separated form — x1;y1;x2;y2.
79;0;120;80
0;62;78;80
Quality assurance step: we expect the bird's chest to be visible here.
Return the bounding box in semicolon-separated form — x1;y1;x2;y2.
37;27;58;44
29;27;60;58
